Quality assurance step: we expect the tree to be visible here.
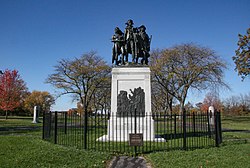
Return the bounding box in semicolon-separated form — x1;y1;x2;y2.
24;90;55;114
151;79;175;115
0;69;28;119
150;44;228;115
151;49;176;115
46;52;111;116
47;52;111;149
223;92;250;115
92;79;111;115
233;27;250;80
201;91;223;112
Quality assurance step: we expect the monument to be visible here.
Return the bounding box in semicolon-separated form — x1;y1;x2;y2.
208;106;215;125
98;20;164;142
32;106;40;123
111;19;151;66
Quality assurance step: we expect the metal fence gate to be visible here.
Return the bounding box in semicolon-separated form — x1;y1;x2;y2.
43;110;222;154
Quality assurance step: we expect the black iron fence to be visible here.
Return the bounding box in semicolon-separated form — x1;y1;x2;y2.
43;110;222;154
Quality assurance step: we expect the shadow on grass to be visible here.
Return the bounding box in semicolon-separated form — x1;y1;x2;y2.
222;116;250;122
159;131;212;140
0;126;41;135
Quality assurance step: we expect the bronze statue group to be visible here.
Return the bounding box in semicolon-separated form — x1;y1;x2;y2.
112;19;151;65
117;87;145;117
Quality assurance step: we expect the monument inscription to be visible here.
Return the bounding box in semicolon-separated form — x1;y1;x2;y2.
129;133;143;146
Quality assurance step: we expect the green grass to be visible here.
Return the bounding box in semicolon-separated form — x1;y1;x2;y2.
0;115;250;167
0;134;112;168
222;115;250;130
146;115;250;168
48;125;215;154
222;115;250;141
0;117;42;135
0;117;43;127
223;132;250;140
0;117;111;167
146;142;250;168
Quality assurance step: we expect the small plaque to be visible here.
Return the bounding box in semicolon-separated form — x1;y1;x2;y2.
129;133;143;146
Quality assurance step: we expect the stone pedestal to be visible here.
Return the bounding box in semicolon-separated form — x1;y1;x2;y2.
97;67;163;142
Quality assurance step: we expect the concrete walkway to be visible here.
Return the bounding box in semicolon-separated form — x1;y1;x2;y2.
108;156;151;168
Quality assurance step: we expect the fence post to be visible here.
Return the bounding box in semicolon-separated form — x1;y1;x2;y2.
64;112;67;134
215;110;222;147
42;110;45;139
192;112;196;136
84;110;88;149
183;109;187;150
134;108;137;157
174;114;177;137
49;111;51;139
207;110;211;138
218;111;222;144
54;111;58;144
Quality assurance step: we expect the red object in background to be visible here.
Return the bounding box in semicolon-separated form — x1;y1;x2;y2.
0;69;26;112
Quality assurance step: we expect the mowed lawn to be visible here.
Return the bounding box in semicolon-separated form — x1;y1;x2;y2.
0;134;112;168
147;115;250;168
146;142;250;168
0;115;249;168
222;115;250;140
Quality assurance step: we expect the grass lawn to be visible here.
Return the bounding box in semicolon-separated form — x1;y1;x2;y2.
222;115;250;140
0;115;249;168
222;115;250;130
0;116;43;127
0;134;112;168
146;142;250;168
146;115;250;168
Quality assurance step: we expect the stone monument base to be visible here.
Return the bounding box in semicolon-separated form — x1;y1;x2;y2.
97;66;165;142
97;136;165;142
97;116;165;142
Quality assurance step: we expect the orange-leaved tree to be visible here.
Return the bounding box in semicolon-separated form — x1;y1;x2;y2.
24;90;55;114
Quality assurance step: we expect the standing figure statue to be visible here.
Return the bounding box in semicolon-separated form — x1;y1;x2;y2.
111;19;152;65
124;19;137;63
112;27;126;65
137;25;151;65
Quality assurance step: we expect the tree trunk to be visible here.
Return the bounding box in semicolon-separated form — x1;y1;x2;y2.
5;110;8;120
179;99;185;120
83;98;88;149
168;97;173;116
179;102;185;116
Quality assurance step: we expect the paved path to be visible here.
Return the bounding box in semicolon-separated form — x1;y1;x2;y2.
108;156;151;168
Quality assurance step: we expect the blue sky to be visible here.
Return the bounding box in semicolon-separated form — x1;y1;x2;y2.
0;0;249;110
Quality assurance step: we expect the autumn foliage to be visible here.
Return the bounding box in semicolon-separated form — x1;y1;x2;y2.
200;92;223;112
0;69;28;119
233;27;250;80
150;44;227;115
24;90;55;114
46;52;111;117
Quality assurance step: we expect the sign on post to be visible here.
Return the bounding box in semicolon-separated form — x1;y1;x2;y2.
129;133;143;146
